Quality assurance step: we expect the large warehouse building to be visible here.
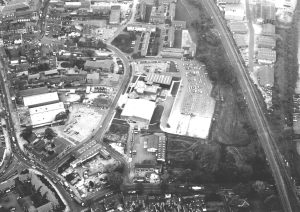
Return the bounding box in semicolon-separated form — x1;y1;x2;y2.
23;92;60;108
121;99;156;128
29;102;65;127
109;5;121;25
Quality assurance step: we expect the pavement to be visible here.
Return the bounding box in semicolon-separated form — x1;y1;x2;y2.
202;0;300;211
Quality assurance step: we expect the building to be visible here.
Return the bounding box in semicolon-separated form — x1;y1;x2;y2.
224;4;245;21
19;87;48;97
134;164;162;176
262;23;275;36
168;2;176;21
167;26;175;47
256;65;274;87
23;92;60;108
172;20;186;29
150;5;165;24
257;35;276;49
161;48;184;58
141;32;151;56
254;1;276;23
121;99;156;128
29;102;65;127
181;30;196;57
86;72;100;84
228;22;248;34
84;60;113;72
233;34;248;48
44;69;59;77
127;23;156;32
257;48;276;64
109;5;121;25
145;73;173;87
157;135;166;162
217;0;240;4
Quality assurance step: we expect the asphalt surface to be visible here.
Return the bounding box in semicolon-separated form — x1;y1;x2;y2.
203;1;300;211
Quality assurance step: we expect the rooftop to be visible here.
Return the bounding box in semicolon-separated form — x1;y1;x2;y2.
145;73;173;86
19;87;48;97
121;99;156;122
29;102;65;127
84;60;113;70
257;48;276;63
23;92;59;107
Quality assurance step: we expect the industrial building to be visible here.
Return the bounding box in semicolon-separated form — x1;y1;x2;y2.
161;48;184;58
172;20;186;29
168;2;176;21
228;22;248;34
23;92;60;108
121;99;156;128
257;35;276;49
145;73;173;87
217;0;240;4
181;30;196;57
167;26;175;47
134;164;162;176
261;23;275;36
254;1;276;23
233;34;248;48
127;23;156;32
29;102;66;127
141;32;151;56
84;60;114;72
257;48;276;64
109;5;121;25
224;4;245;21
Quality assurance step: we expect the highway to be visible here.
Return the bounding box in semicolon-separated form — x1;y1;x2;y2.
203;0;300;211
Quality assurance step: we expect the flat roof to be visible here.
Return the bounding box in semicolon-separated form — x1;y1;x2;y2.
23;92;59;107
228;22;248;33
145;73;172;86
181;30;193;48
109;6;121;24
85;60;113;70
121;99;156;122
29;102;65;126
258;35;276;48
19;87;48;97
257;48;276;62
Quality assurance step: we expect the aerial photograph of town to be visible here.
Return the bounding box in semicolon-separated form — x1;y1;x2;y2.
0;0;300;211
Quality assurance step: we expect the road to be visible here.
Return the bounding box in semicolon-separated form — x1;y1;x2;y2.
203;1;300;211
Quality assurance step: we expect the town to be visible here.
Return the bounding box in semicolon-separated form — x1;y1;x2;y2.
0;0;299;212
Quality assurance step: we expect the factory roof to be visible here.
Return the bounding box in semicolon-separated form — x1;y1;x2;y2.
181;30;193;48
44;69;59;76
145;73;173;86
109;5;121;24
233;34;248;47
257;35;276;48
262;23;275;36
257;48;276;63
121;99;156;122
29;102;65;127
228;22;248;33
19;87;48;97
23;92;59;107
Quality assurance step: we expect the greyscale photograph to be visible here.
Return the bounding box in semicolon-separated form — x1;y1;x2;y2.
0;0;298;211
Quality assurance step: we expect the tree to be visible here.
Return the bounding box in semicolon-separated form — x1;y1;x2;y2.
107;172;123;189
21;126;33;141
44;128;56;140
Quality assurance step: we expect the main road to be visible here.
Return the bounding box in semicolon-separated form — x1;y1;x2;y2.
202;0;300;211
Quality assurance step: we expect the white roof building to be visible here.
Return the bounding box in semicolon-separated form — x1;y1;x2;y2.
121;99;156;125
23;92;60;107
224;4;245;21
29;102;65;127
